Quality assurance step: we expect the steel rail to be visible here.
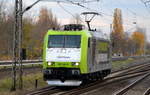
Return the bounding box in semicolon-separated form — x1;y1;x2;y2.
114;73;150;95
143;87;150;95
26;86;58;95
107;68;150;81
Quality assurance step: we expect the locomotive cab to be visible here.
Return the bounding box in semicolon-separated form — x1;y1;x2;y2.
43;24;84;86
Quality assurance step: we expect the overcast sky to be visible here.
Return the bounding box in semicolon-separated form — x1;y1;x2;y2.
7;0;150;41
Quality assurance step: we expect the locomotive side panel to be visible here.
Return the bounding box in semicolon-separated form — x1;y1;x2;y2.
87;38;111;73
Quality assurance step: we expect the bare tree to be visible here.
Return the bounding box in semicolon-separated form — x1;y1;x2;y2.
0;1;12;59
0;5;60;59
131;27;145;55
30;7;60;58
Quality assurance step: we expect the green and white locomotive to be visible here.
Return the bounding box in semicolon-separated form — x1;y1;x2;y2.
43;24;111;86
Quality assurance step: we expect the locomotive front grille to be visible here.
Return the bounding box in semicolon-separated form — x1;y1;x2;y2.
43;68;81;81
43;68;80;76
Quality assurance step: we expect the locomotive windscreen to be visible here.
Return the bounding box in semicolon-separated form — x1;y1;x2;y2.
48;35;81;48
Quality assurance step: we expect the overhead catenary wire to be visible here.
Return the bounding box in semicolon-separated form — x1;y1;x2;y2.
140;0;150;14
143;0;150;3
108;0;150;19
57;0;115;29
111;0;138;25
100;0;136;24
57;0;119;30
64;0;113;17
56;0;113;24
57;2;76;19
57;2;85;23
72;0;100;4
107;0;150;30
65;0;148;27
116;0;137;15
46;0;100;4
49;0;149;31
116;0;150;19
47;0;113;17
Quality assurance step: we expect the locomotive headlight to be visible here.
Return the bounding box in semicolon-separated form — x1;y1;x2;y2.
48;62;52;65
72;62;79;66
75;62;79;66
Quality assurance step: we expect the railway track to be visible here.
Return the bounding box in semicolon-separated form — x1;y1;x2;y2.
58;72;149;95
27;62;150;95
58;63;150;95
26;86;61;95
114;73;150;95
143;87;150;95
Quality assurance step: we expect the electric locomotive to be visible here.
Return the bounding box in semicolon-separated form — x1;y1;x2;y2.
43;24;111;86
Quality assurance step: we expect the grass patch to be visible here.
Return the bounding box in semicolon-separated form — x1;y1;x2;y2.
112;58;135;69
0;72;47;95
0;78;12;92
23;73;47;90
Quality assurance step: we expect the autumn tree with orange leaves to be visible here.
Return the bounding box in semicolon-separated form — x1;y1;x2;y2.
111;8;146;56
111;8;125;55
131;28;145;55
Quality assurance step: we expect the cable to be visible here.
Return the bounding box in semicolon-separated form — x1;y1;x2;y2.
57;0;113;29
72;0;100;4
56;0;112;28
57;2;84;23
66;0;113;17
48;0;100;4
112;0;139;25
143;0;150;3
57;2;75;18
116;0;137;15
140;0;150;14
50;0;113;17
